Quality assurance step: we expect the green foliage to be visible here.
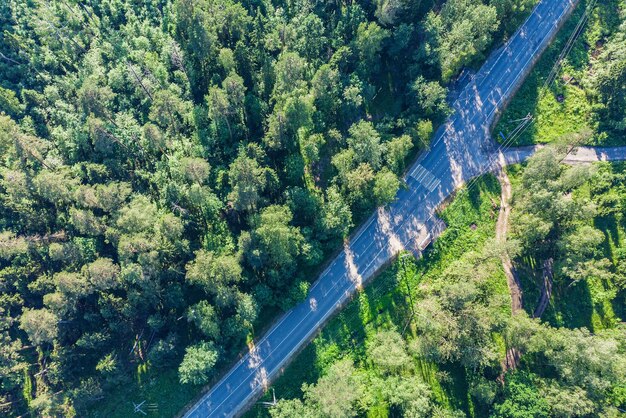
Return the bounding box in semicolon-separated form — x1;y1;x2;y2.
248;175;503;418
366;329;411;374
424;0;499;81
508;148;625;332
178;341;219;386
19;309;58;346
492;373;550;418
496;0;626;145
0;0;571;415
254;156;626;418
373;169;401;206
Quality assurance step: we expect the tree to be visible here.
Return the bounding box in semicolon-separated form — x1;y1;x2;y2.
303;359;363;418
367;329;411;373
271;398;318;418
491;0;537;34
424;0;499;81
557;226;612;283
20;308;58;346
75;182;132;213
411;77;448;117
375;0;407;26
207;73;246;141
33;169;78;205
240;205;304;288
178;341;219;385
299;131;326;166
322;186;353;239
266;96;314;151
416;120;433;147
148;334;180;368
187;301;220;340
373;169;400;206
84;258;120;291
180;157;210;184
344;163;375;209
70;208;105;236
228;145;273;212
492;373;550;418
347;121;383;170
385;134;413;173
272;52;308;99
293;14;328;63
0;330;26;396
588;26;626;134
355;22;389;73
54;271;92;300
0;86;22;118
149;86;191;136
411;244;508;370
506;314;626;411
380;375;432;417
311;64;341;123
186;250;242;307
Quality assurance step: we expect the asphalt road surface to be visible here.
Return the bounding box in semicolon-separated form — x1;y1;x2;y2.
503;145;626;165
182;1;579;416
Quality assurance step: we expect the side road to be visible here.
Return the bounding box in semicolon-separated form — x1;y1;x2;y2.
181;1;580;417
502;145;626;165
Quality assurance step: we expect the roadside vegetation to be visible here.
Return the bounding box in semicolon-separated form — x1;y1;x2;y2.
495;0;626;146
0;0;540;416
245;174;506;418
251;149;626;417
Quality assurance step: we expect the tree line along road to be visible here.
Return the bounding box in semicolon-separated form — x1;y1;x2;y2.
181;0;580;416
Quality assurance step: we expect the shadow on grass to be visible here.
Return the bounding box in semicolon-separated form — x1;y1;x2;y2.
546;279;595;331
595;215;620;260
515;257;542;315
612;289;626;323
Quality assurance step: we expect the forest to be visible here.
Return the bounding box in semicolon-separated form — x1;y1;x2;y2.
0;0;536;415
0;0;624;417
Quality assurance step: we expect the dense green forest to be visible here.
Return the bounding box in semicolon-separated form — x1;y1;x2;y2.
0;0;541;416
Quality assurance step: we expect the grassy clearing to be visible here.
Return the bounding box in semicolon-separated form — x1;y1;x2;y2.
496;0;624;146
86;368;196;418
244;175;503;418
506;162;626;331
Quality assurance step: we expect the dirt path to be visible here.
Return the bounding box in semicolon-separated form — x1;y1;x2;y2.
495;163;556;376
496;168;523;314
495;167;524;373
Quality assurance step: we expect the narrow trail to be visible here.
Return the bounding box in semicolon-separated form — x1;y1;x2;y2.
495;168;523;314
496;167;554;374
495;167;523;372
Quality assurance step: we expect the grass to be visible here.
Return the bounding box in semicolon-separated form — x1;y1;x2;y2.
495;0;625;146
86;368;196;418
244;174;503;418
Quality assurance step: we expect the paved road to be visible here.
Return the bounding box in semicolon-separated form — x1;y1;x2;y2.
182;1;578;416
503;145;626;165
